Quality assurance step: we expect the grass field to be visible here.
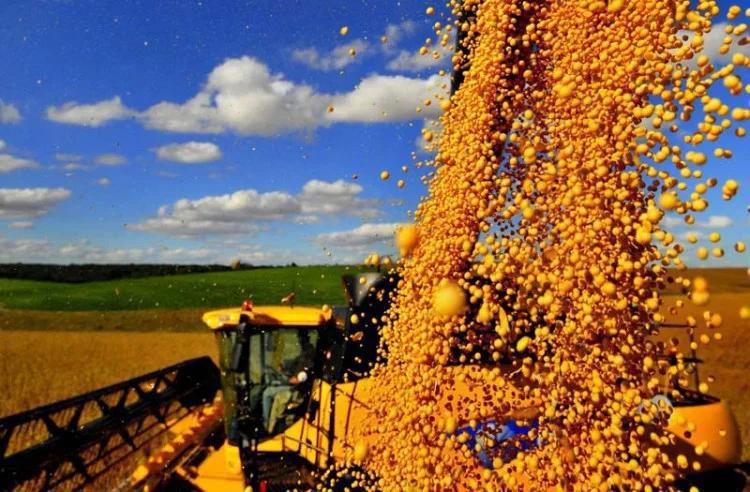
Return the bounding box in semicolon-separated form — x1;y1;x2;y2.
0;265;374;311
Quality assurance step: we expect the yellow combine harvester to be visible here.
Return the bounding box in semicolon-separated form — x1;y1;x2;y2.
0;273;742;491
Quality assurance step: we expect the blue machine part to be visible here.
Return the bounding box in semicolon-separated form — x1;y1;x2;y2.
454;419;541;469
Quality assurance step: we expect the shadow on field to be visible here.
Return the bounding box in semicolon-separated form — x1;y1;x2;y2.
675;463;749;491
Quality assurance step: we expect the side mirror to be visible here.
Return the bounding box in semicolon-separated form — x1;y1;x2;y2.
230;322;249;373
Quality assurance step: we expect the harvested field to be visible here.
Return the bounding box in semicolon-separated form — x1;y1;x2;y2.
0;331;215;418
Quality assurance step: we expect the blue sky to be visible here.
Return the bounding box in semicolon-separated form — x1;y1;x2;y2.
0;0;747;267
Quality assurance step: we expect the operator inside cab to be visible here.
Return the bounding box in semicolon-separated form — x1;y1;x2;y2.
260;331;316;433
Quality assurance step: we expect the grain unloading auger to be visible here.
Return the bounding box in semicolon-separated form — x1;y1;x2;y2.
0;273;742;491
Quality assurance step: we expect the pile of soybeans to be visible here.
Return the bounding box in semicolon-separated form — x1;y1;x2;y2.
339;0;748;490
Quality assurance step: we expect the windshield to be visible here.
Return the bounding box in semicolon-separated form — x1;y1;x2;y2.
253;327;318;435
216;326;318;438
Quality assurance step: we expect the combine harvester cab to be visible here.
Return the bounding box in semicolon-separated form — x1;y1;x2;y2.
191;273;397;491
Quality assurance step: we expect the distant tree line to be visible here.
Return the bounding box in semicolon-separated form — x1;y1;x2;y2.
0;262;268;283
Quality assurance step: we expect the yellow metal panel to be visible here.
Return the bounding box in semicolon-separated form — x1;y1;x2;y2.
666;398;742;471
202;308;247;330
190;443;244;492
203;306;328;330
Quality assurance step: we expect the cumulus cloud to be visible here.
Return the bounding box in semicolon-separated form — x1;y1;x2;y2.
55;153;83;162
0;154;39;174
49;57;443;136
676;22;733;72
327;74;444;123
141;56;330;135
129;179;381;238
381;20;418;53
0;100;22;123
294;215;321;225
387;44;453;73
664;215;734;229
128;188;299;238
97;177;111;186
415;118;441;154
128;217;261;238
46;96;134;127
292;39;369;71
0;140;4;151
0;236;53;260
95;153;127;166
696;215;734;228
313;222;401;248
0;188;72;218
0;234;223;264
155;142;223;164
298;179;380;217
62;163;89;171
8;221;33;229
0;232;331;266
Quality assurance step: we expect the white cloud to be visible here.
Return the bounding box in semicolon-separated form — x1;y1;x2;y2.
663;216;683;228
128;188;299;238
8;221;33;229
664;215;734;229
381;20;418;53
292;39;369;71
0;236;53;260
0;233;334;266
139;92;224;134
696;215;734;228
49;57;442;136
298;179;380;217
46;96;134;127
171;190;300;221
387;44;452;73
0;154;39;174
129;179;381;238
63;163;89;171
95;153;127;166
295;215;321;225
327;73;445;123
0;100;22;124
676;22;733;72
155;142;223;164
128;217;261;238
415;118;441;154
0;235;223;264
142;56;329;135
55;153;83;162
97;177;111;187
0;140;5;151
313;222;401;248
0;188;72;218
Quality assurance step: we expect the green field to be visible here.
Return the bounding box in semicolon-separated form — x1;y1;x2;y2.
0;265;375;312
